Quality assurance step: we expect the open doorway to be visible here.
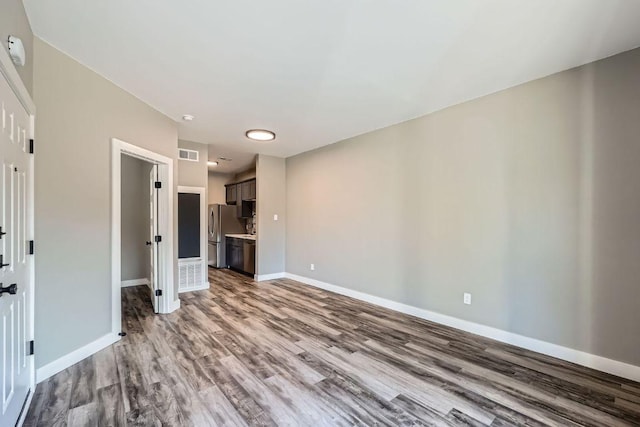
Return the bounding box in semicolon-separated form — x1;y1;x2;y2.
111;138;176;337
120;155;160;312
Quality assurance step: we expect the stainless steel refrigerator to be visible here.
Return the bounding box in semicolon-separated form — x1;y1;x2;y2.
208;204;245;268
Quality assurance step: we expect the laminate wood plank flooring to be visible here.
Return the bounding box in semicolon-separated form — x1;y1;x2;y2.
25;268;640;426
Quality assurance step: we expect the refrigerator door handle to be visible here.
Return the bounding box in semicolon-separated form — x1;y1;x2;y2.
214;209;219;242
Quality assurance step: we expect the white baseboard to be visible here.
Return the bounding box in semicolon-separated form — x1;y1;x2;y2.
284;272;640;383
255;272;286;282
168;298;181;312
121;278;149;288
178;282;210;294
36;333;120;384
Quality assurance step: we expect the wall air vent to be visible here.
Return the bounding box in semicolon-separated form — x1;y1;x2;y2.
178;259;205;292
178;148;199;162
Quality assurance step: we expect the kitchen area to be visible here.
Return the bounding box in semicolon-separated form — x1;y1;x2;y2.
177;141;284;286
205;148;286;282
208;176;257;276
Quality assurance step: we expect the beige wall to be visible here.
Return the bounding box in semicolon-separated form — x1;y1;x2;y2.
286;47;640;366
257;155;285;275
235;168;256;182
178;139;208;188
121;155;152;281
208;172;232;205
0;0;33;93
33;38;179;368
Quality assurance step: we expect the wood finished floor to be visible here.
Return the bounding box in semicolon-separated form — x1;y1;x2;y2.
25;269;640;426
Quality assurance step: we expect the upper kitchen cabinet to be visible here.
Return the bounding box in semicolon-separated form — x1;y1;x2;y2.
225;179;256;217
225;184;237;204
226;179;255;204
241;179;256;201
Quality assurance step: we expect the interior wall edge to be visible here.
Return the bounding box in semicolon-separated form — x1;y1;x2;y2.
255;272;286;282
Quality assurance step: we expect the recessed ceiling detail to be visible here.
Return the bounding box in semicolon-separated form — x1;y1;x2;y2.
24;0;640;157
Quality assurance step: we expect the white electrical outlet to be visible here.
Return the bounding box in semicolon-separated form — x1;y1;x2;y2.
273;214;278;221
310;263;315;271
463;293;472;305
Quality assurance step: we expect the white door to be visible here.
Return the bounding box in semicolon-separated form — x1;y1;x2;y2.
149;165;159;313
0;72;33;424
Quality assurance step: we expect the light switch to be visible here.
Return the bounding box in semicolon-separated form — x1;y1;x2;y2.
273;214;278;221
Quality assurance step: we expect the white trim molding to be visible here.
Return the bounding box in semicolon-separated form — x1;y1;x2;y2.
177;186;208;294
169;298;181;312
255;272;285;282
111;137;177;340
36;333;120;384
0;41;35;114
178;282;210;294
121;278;149;288
285;273;640;383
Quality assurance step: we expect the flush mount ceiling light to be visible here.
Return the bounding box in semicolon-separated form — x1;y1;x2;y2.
246;129;275;141
182;114;195;121
207;161;218;166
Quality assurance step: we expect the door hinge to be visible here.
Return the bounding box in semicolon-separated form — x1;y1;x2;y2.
28;240;34;255
154;181;162;189
28;340;34;356
0;226;5;239
155;289;162;297
29;139;34;154
154;235;162;243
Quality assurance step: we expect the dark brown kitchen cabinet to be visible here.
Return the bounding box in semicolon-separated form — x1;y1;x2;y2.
225;184;237;204
226;179;256;217
241;179;256;201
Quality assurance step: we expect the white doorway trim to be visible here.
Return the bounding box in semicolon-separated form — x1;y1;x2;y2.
1;43;36;427
0;46;35;114
177;186;209;293
111;138;176;336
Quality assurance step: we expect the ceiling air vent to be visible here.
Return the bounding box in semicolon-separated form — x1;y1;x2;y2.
178;148;199;162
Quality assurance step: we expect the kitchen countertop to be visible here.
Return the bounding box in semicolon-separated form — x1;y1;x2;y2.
226;234;256;241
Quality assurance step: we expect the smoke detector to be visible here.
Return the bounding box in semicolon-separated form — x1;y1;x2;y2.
8;36;25;67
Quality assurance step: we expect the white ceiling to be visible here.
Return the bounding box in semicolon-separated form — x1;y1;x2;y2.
24;0;640;158
206;144;256;175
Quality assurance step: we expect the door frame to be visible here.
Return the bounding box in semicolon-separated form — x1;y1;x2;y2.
0;43;36;426
111;138;176;335
177;186;209;293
